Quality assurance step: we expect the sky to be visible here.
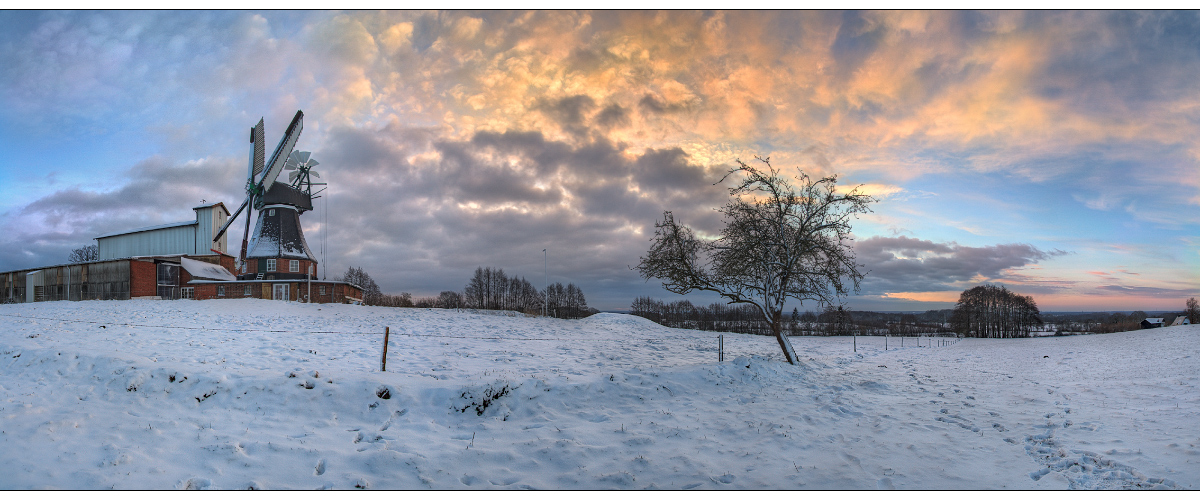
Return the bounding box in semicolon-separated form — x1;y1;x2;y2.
1;10;1198;312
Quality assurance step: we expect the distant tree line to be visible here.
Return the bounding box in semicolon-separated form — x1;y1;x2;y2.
1041;310;1146;334
461;266;595;319
1041;297;1199;334
949;284;1042;338
629;296;953;336
462;266;542;312
338;265;596;318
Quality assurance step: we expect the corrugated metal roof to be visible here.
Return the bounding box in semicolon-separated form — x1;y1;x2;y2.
96;220;196;239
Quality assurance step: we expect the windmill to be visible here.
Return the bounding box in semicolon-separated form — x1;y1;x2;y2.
213;110;311;273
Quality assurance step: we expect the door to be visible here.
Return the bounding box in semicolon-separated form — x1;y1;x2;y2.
273;283;289;301
26;270;41;303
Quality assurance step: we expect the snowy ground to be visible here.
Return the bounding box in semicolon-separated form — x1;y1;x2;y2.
1;299;1196;490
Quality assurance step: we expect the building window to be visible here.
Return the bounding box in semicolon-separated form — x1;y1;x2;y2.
244;285;252;296
290;260;299;273
182;287;194;299
319;285;326;295
218;285;225;297
266;259;276;272
268;209;275;216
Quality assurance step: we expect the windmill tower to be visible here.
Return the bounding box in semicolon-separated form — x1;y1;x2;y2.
213;110;326;281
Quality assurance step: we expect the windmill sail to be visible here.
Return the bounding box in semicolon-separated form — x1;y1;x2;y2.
257;110;304;208
250;118;265;183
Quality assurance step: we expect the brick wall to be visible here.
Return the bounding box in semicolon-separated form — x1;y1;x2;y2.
129;260;157;297
191;282;256;300
247;258;317;277
185;280;360;303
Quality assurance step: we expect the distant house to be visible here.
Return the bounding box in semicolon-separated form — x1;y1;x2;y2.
1170;316;1191;326
1141;318;1165;329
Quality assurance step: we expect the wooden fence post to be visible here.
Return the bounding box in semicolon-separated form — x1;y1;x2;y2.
381;326;390;372
719;334;724;362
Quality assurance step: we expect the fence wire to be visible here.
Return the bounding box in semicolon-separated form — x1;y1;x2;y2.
1;312;962;349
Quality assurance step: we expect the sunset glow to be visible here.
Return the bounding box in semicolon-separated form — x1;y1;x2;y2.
1;10;1197;311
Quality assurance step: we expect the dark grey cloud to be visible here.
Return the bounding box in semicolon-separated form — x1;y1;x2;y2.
594;104;630;130
537;94;596;138
0;156;244;271
308;122;730;309
856;235;1070;294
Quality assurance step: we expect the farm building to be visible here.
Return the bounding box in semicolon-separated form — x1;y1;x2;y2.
1170;316;1191;326
97;202;232;260
2;247;362;305
2;109;364;306
1141;318;1165;329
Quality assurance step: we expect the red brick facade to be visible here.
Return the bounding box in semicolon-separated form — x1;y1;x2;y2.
129;260;157;298
247;258;317;277
188;280;362;303
90;253;358;303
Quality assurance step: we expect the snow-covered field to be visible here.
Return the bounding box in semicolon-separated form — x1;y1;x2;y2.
1;299;1196;490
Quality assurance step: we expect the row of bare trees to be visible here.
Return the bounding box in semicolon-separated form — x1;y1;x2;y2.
462;267;593;318
462;267;542;312
630;296;953;337
949;284;1042;338
630;296;773;335
334;266;595;318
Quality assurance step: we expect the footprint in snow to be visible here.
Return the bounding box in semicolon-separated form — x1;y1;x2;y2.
182;477;211;490
315;459;326;476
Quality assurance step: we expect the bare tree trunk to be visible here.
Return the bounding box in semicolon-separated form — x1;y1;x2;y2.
771;311;799;365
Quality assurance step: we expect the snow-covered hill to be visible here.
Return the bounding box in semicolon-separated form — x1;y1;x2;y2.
1;299;1195;489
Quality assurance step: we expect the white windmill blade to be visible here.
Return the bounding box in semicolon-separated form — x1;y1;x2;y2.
260;110;304;194
307;159;319;168
296;151;311;164
285;150;303;169
310;170;320;178
289;171;299;183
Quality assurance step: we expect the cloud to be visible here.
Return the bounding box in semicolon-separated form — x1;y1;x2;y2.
1093;285;1200;297
303;121;732;306
4;10;1200;311
855;235;1069;294
0;156;244;271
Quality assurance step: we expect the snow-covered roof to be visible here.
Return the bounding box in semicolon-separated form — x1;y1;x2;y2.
96;220;196;239
179;257;237;282
1144;318;1164;324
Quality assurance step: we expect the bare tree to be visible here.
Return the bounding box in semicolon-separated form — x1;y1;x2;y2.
438;290;462;309
338;266;382;305
950;284;1041;338
68;244;98;263
1187;297;1199;325
635;157;874;365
